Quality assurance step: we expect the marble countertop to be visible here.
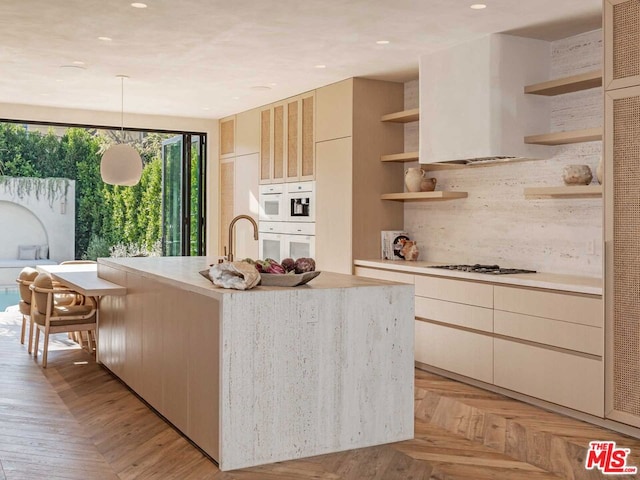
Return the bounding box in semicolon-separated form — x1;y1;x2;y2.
98;256;407;300
354;259;602;296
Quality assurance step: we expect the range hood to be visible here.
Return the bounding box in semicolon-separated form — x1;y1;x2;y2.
419;34;554;165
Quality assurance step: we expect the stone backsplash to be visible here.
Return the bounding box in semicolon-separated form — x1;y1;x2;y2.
402;29;603;277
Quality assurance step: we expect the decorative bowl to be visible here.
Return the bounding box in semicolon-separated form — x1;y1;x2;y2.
259;271;321;287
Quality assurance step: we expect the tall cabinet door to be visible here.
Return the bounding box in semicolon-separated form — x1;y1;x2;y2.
605;0;640;428
220;158;234;255
260;109;272;184
604;85;640;427
605;0;640;90
315;137;352;274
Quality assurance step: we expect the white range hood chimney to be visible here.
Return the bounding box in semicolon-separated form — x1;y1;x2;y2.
419;34;555;165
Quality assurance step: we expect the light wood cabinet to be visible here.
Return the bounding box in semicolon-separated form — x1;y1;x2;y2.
353;266;414;284
98;269;222;461
494;339;603;417
315;78;405;274
604;76;640;423
260;94;315;184
235;109;260;156
219;154;259;258
415;275;493;308
315;80;353;142
316;137;352;274
605;0;640;90
355;265;604;416
415;319;493;383
220;116;235;158
285;94;315;182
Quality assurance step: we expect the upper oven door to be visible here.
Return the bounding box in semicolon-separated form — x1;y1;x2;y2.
286;181;315;222
259;184;286;222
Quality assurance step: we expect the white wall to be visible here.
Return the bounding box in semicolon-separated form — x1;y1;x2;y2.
403;29;603;277
0;102;220;256
0;178;75;262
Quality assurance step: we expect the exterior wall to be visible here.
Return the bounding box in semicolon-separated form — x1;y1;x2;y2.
0;102;220;256
0;177;75;262
403;29;603;277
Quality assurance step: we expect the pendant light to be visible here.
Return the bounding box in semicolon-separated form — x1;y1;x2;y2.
100;75;142;186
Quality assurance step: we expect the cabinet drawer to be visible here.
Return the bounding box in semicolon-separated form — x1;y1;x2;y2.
494;286;602;327
415;275;493;308
494;310;602;356
415;320;493;383
494;339;603;416
415;297;493;333
354;267;414;284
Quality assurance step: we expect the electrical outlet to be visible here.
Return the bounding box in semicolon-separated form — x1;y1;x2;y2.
586;240;596;255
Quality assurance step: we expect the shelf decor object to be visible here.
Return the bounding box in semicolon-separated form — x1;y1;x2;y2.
523;185;602;198
100;75;143;186
524;127;603;146
380;108;419;123
380;191;468;201
524;70;603;96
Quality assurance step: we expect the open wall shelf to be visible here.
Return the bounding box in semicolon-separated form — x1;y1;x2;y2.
524;70;603;96
380;108;419;123
524;185;602;198
380;191;468;201
524;127;603;146
381;151;419;162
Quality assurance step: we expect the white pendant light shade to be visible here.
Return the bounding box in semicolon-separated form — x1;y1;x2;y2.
101;144;142;186
100;74;142;186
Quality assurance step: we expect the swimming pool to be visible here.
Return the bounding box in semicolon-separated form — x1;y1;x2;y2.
0;286;20;312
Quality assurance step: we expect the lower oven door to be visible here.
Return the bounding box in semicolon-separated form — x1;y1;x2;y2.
259;232;285;262
283;234;315;260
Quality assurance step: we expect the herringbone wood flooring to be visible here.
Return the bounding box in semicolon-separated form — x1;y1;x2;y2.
1;311;639;479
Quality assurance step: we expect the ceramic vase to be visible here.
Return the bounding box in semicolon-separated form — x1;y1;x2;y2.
405;167;426;192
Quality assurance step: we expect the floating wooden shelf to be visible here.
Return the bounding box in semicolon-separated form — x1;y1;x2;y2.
524;70;603;96
524;127;603;146
380;191;468;201
380;108;419;123
381;151;419;162
524;185;602;198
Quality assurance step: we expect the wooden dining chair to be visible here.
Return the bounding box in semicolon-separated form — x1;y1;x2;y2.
59;260;97;348
30;272;97;368
16;267;38;352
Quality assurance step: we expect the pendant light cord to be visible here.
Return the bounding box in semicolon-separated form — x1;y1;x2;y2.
120;76;125;140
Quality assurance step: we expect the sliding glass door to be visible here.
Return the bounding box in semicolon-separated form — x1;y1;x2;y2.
162;134;206;256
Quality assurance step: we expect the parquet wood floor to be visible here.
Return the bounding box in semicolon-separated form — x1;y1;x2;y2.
1;311;639;479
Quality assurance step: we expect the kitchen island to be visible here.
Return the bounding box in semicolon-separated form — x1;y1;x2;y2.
96;256;414;471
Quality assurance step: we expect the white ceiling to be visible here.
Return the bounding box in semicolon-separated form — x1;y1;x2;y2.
0;0;601;120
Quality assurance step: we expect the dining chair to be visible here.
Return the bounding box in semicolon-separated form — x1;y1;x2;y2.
59;260;97;348
30;272;97;368
16;267;38;351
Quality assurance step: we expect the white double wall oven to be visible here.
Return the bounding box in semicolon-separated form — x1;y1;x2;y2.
259;181;315;261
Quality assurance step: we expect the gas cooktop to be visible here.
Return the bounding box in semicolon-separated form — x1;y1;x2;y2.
430;264;537;275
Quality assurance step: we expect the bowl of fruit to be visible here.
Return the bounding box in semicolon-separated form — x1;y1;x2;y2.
246;257;320;287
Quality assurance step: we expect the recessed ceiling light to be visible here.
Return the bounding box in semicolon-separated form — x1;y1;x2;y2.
98;36;113;42
376;40;390;45
314;64;326;69
201;107;210;111
470;4;487;9
131;2;148;7
251;86;272;91
40;93;49;97
232;96;240;100
269;82;278;86
73;61;85;65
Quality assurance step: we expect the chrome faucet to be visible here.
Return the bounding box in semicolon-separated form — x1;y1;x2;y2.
228;215;259;262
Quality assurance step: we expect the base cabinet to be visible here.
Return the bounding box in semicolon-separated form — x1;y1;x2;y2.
356;265;604;416
415;320;493;383
494;339;604;416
